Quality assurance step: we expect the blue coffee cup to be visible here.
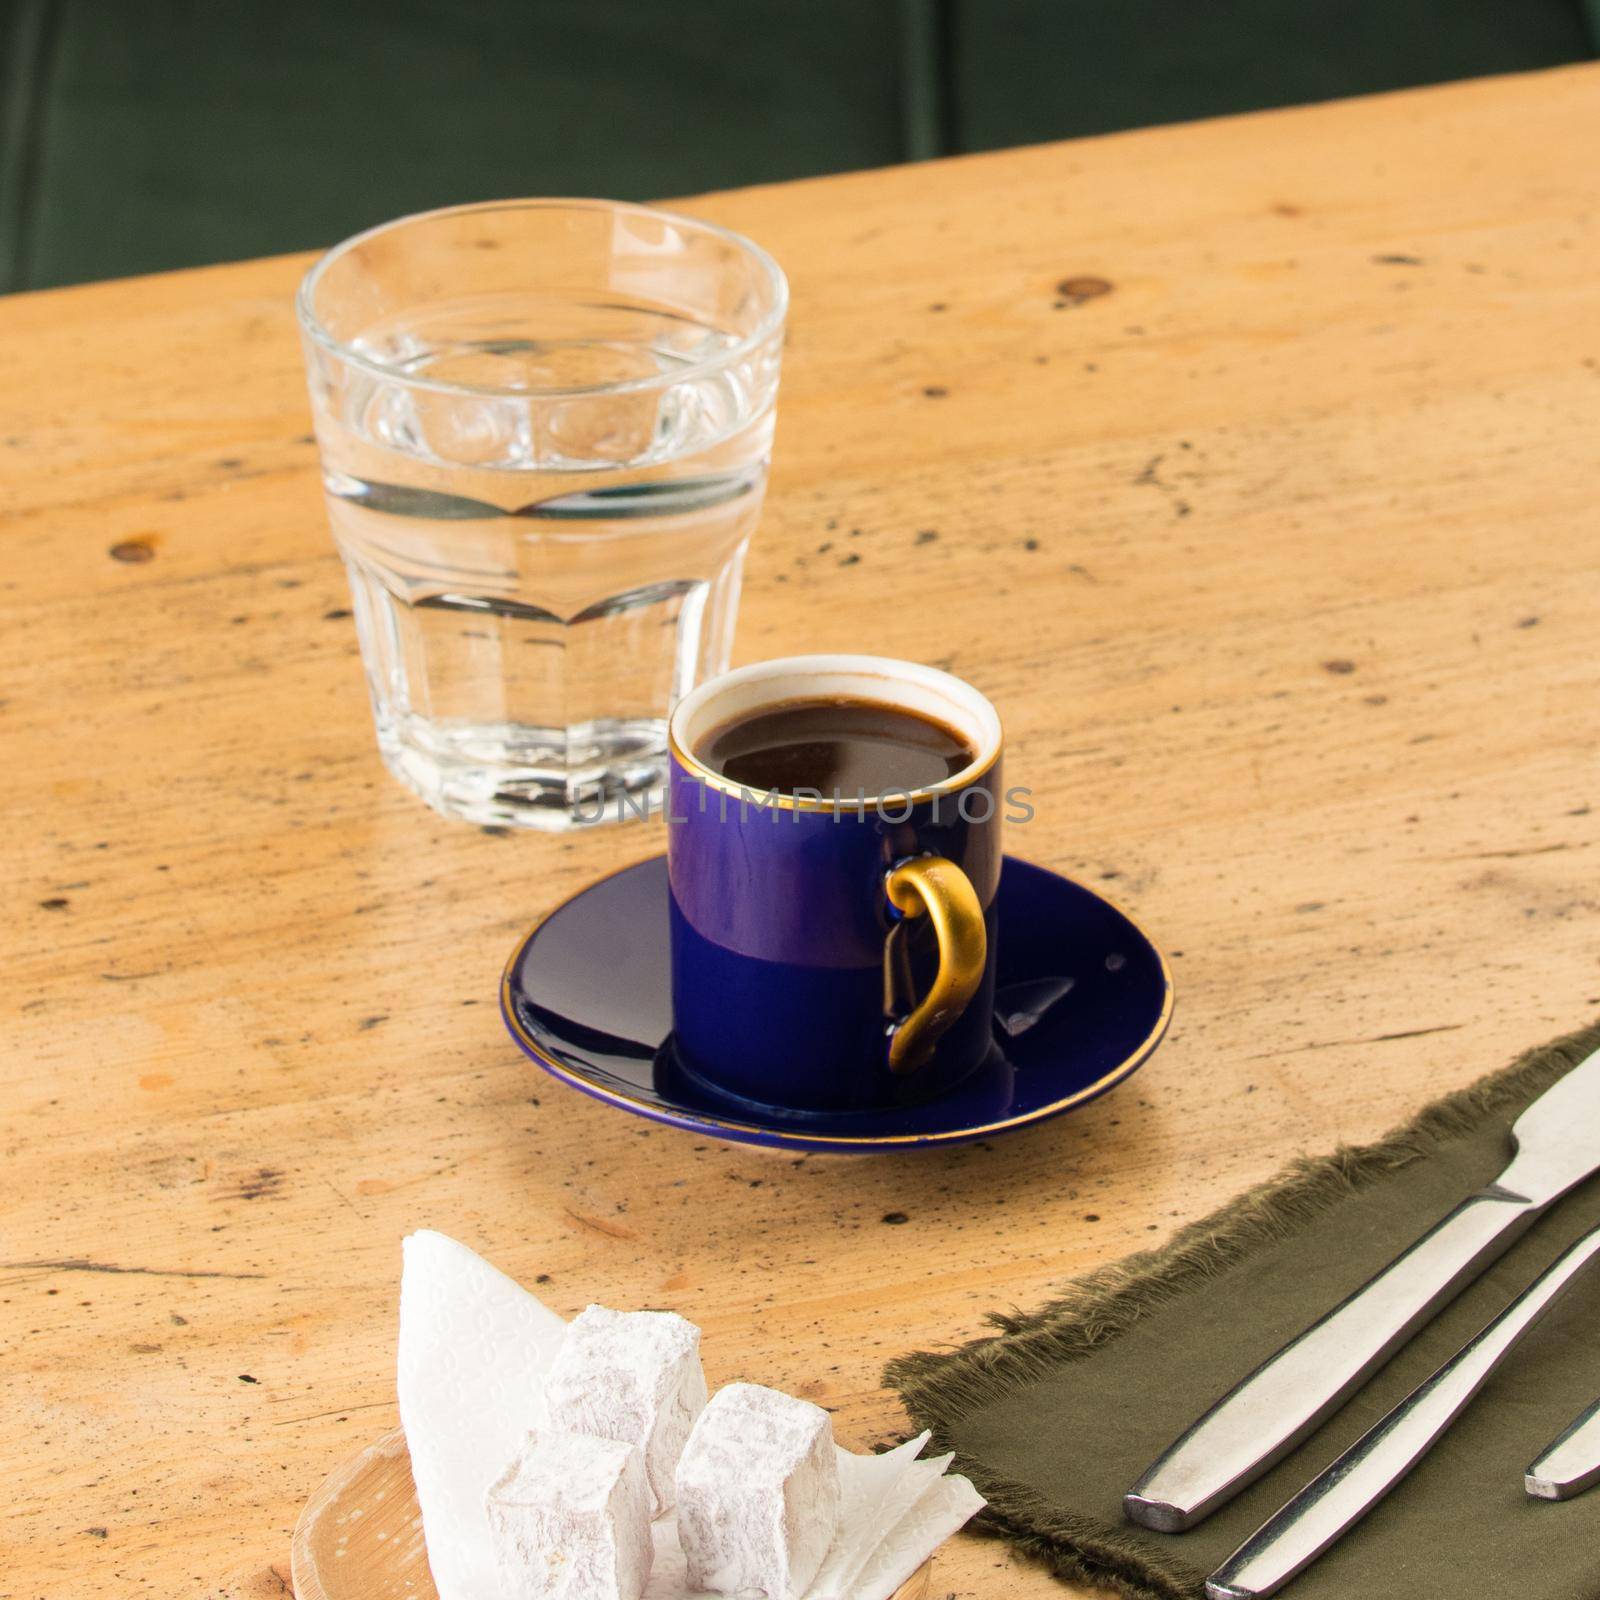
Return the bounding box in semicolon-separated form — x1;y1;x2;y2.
665;655;1004;1112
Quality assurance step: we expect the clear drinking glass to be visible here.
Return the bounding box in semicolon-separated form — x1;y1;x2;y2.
296;200;787;829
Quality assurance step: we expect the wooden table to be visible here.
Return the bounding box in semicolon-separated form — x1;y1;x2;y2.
6;64;1599;1600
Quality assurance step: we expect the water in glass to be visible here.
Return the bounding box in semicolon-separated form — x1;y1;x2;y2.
298;202;785;830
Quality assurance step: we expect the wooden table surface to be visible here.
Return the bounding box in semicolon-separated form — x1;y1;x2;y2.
6;63;1600;1600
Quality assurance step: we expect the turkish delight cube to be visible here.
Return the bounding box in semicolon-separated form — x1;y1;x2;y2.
542;1304;707;1516
484;1427;652;1600
675;1382;841;1600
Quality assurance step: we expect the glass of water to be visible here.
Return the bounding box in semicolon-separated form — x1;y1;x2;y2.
296;200;787;829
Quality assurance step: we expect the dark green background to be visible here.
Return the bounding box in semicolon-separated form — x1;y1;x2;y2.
3;0;1597;291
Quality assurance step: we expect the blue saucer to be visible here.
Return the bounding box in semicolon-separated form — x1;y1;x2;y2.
500;855;1172;1153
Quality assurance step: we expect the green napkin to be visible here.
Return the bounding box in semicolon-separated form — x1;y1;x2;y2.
888;1021;1600;1599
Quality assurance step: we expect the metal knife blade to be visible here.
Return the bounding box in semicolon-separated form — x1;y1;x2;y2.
1126;1043;1600;1533
1205;1222;1600;1598
1526;1397;1600;1501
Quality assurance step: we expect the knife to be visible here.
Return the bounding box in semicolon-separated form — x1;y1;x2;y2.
1125;1043;1600;1532
1206;1220;1600;1598
1525;1397;1600;1501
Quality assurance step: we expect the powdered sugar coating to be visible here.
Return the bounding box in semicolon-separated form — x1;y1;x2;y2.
675;1382;841;1600
542;1305;707;1517
485;1427;652;1600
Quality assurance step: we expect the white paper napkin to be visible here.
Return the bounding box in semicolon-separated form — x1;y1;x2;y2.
397;1230;569;1600
397;1231;983;1600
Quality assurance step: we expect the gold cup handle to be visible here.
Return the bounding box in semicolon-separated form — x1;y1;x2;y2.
884;855;988;1073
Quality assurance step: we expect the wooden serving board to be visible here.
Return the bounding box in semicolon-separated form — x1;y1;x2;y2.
291;1428;931;1600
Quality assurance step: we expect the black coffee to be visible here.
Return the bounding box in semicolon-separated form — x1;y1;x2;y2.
697;696;974;796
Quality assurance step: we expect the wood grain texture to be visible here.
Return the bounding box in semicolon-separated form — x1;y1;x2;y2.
4;63;1600;1600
